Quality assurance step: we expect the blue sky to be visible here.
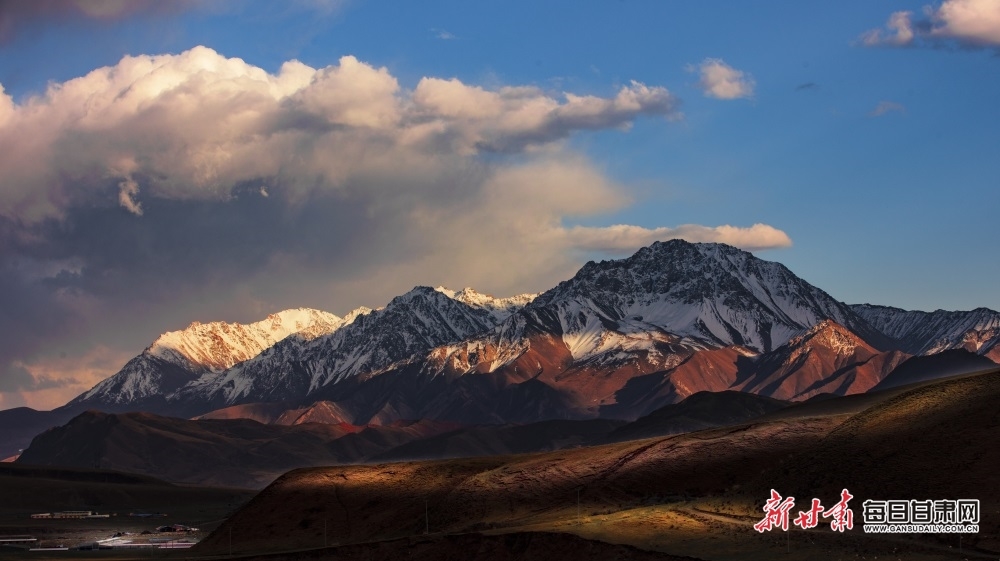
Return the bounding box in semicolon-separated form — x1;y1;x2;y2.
0;0;998;408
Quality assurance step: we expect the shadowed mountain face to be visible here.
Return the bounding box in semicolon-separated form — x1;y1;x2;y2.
15;389;794;488
0;462;253;515
605;391;789;443
17;411;459;488
371;419;627;463
16;411;623;488
869;348;996;391
0;407;80;459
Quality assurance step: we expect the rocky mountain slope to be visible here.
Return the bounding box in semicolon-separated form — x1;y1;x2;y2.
66;308;342;413
170;287;532;413
852;303;1000;360
731;319;908;400
529;241;886;354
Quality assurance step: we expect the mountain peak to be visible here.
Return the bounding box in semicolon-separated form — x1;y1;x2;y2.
342;306;374;324
531;240;866;353
147;307;343;372
434;286;538;320
391;285;446;303
792;319;868;353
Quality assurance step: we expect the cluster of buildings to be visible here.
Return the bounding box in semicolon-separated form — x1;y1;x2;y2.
19;511;200;551
155;524;199;533
80;536;195;550
29;511;110;519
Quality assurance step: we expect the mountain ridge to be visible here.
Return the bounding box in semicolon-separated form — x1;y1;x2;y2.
851;303;1000;360
33;239;1000;426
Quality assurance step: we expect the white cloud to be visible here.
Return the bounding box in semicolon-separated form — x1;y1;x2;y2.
932;0;1000;44
861;0;1000;47
117;177;143;215
564;223;792;253
869;101;906;117
696;59;755;100
0;46;683;221
860;11;916;46
409;78;678;152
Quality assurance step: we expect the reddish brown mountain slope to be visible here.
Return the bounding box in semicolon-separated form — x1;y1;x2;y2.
734;320;908;400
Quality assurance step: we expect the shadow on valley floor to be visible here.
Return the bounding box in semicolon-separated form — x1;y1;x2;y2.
0;463;254;554
228;532;698;561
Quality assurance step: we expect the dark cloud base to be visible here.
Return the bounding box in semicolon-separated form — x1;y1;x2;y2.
0;0;200;43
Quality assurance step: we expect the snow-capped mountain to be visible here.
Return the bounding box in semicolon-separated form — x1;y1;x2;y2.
528;241;887;355
159;286;538;413
851;304;1000;360
67;308;342;411
433;287;538;323
58;239;998;423
247;241;913;424
404;241;891;404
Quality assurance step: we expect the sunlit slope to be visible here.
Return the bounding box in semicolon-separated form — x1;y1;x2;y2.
195;416;840;555
197;369;1000;557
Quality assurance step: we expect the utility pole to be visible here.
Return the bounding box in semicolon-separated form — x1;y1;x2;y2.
577;488;581;522
424;501;429;534
228;526;232;558
324;519;327;548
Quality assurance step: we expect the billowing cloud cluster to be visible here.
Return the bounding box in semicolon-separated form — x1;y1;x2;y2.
861;0;1000;48
0;47;679;222
0;47;791;409
696;59;755;100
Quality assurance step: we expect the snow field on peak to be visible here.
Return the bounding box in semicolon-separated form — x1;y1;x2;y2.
147;308;343;372
434;286;539;322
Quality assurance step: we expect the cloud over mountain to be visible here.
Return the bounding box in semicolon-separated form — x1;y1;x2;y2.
0;47;791;408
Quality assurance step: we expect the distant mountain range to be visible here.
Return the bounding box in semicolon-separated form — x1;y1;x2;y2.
64;240;999;420
7;240;1000;463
